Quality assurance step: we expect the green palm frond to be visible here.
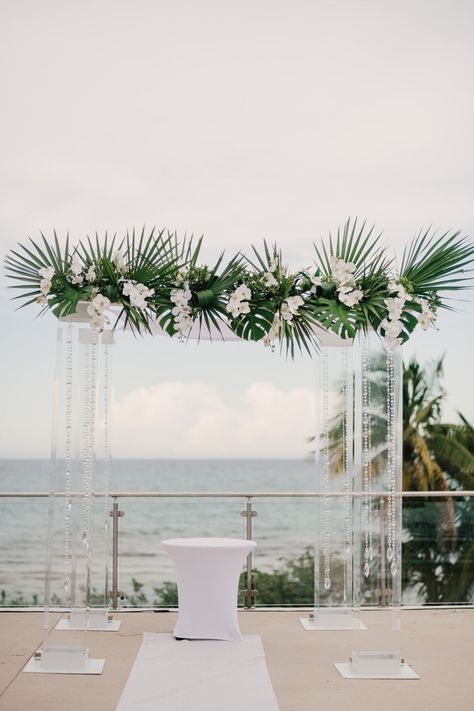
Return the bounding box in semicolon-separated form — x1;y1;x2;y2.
401;228;474;300
280;305;320;358
313;218;390;277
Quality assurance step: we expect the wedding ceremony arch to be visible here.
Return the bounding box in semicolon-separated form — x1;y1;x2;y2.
5;219;473;678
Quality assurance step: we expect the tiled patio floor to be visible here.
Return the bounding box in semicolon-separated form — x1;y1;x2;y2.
0;609;472;710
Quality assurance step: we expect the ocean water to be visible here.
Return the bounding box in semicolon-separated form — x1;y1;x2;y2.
0;459;318;603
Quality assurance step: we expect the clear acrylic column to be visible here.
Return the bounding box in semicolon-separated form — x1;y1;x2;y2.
28;315;114;674
310;342;357;629
348;331;407;677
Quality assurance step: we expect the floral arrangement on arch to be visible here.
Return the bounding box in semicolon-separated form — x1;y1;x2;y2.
4;219;473;356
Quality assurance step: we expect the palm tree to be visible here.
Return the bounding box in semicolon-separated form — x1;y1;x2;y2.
402;356;452;491
401;356;474;601
427;414;474;491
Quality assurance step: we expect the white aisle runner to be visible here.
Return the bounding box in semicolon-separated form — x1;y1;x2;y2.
116;633;280;711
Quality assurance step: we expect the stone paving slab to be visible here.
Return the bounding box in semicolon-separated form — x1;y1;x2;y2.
0;609;472;711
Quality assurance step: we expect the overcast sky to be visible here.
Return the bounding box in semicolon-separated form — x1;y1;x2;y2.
1;0;473;459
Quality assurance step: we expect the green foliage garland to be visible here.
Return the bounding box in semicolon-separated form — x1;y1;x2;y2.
4;219;473;356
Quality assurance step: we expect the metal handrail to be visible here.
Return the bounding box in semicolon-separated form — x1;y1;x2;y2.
1;490;473;498
1;490;472;610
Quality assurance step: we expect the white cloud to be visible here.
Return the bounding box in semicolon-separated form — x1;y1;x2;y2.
111;381;315;458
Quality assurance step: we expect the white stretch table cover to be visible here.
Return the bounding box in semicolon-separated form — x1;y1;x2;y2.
116;633;280;711
162;537;257;641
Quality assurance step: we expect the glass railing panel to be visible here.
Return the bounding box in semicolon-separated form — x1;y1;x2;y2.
117;497;244;608
250;498;316;607
402;496;474;606
0;497;48;606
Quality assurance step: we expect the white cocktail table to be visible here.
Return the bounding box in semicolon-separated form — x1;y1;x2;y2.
162;537;257;641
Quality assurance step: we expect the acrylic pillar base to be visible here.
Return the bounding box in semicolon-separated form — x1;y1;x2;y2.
23;645;105;675
335;651;419;679
300;608;367;631
55;608;121;631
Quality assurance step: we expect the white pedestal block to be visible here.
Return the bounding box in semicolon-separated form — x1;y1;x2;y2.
300;609;367;631
335;659;419;679
55;609;121;631
23;645;105;675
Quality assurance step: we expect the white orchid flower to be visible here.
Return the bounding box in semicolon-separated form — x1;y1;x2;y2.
388;280;407;299
234;284;251;301
86;266;96;282
40;278;52;295
225;300;242;318
339;289;363;307
268;257;278;273
70;253;83;276
135;283;154;297
122;280;134;297
280;302;293;322
170;287;191;305
112;250;127;273
381;318;404;338
70;274;84;285
39;266;55;281
90;313;108;331
384;297;405;320
238;301;251;314
262;313;281;348
384;335;403;350
36;295;48;305
129;290;147;309
91;293;111;312
285;295;304;315
263;272;278;288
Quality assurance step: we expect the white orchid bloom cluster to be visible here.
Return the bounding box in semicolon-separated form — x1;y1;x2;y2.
226;284;252;318
36;266;55;304
262;314;281;350
69;254;84;285
305;272;323;294
87;293;111;331
415;297;437;331
263;271;278;288
280;295;304;324
122;280;155;309
381;281;409;349
330;255;363;307
68;253;97;286
85;265;96;282
170;283;193;338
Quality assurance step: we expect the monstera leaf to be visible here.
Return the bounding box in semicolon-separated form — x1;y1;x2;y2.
311;298;361;340
231;301;275;342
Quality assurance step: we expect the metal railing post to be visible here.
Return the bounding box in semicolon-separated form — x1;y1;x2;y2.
240;497;257;608
109;499;124;609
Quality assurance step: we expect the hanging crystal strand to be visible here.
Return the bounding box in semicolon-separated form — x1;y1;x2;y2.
362;332;373;578
386;348;397;575
342;347;350;604
63;324;73;593
82;339;91;547
83;332;98;550
322;348;331;591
